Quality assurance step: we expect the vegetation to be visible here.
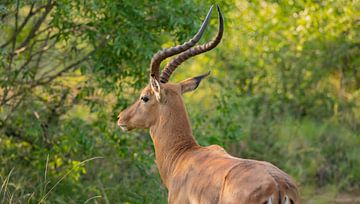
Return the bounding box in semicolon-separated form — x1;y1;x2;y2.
0;0;359;203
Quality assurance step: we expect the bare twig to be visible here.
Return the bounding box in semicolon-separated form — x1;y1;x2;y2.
7;0;20;71
35;32;51;70
17;0;54;51
1;36;106;106
0;3;35;49
35;50;94;86
17;35;58;74
0;52;90;106
2;94;25;123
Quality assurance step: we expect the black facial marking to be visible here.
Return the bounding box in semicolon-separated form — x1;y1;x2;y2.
141;96;149;102
279;191;282;204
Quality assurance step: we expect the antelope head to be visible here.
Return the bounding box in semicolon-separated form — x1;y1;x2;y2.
117;5;223;132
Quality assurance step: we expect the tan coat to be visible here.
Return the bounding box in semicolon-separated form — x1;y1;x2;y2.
168;145;298;204
119;84;299;204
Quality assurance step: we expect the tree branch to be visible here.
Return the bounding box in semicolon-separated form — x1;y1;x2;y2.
17;0;54;51
0;3;35;49
0;50;93;106
36;50;94;86
7;0;20;71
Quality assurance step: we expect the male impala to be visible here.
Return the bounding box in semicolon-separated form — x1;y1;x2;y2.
117;5;299;204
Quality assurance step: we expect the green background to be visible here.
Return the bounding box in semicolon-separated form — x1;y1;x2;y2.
0;0;359;203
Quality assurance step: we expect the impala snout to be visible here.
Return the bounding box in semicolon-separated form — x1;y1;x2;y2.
117;112;129;131
117;105;135;131
117;99;154;131
117;121;128;131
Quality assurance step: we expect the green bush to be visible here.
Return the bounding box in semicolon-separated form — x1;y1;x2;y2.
1;0;359;202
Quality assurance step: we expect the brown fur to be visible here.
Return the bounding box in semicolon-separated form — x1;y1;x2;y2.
118;82;300;204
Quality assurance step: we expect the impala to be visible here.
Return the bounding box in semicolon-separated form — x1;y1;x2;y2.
117;5;299;204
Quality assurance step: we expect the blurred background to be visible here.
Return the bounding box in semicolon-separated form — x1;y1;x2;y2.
0;0;359;203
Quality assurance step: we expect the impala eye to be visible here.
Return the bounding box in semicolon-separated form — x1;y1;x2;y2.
141;96;149;102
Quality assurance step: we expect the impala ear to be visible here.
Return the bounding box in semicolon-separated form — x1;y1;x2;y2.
180;71;210;94
150;76;161;101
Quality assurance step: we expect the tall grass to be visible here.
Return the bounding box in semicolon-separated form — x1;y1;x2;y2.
0;157;103;203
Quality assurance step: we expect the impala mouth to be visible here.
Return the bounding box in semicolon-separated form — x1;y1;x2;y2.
119;124;128;131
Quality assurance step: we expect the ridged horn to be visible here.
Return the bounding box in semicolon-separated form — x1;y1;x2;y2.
160;5;224;83
149;5;214;80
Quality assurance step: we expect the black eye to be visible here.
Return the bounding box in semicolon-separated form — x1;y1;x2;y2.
141;96;149;102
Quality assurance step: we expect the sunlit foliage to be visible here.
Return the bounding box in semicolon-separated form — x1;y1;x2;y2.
0;0;359;203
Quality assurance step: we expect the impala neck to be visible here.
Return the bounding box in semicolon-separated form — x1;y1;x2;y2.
149;98;198;187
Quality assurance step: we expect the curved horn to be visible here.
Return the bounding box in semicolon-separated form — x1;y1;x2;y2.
149;5;214;80
160;5;224;83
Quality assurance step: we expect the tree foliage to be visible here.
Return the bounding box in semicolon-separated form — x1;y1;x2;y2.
0;0;359;203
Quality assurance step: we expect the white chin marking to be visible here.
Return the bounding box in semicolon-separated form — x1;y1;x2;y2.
120;126;128;131
284;195;289;204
